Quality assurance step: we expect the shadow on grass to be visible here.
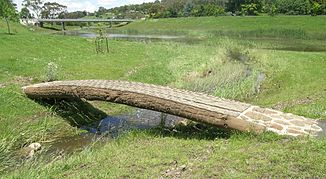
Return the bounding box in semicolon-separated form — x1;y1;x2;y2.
141;123;233;140
141;123;285;142
34;98;107;127
32;98;285;141
41;26;62;31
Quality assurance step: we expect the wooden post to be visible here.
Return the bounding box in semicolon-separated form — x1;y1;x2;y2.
109;21;112;28
106;37;109;53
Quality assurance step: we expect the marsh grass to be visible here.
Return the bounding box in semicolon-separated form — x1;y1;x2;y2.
207;28;320;40
175;38;263;100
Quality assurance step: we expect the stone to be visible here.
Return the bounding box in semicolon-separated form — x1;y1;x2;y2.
245;111;273;122
240;115;250;121
281;114;298;120
18;143;42;159
311;125;322;131
303;119;317;125
270;123;284;131
287;129;307;135
288;126;302;131
273;120;290;126
290;120;305;127
28;143;41;151
253;107;279;115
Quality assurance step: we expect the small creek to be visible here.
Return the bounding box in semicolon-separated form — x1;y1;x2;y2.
46;108;184;155
317;120;326;138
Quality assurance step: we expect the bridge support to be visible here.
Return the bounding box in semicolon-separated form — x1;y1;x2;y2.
61;22;66;31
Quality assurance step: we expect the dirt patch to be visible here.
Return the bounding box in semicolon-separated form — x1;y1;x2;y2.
162;161;187;178
273;95;321;111
11;76;34;86
0;83;5;89
182;71;200;82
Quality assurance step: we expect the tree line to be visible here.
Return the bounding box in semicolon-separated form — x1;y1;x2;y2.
95;0;326;19
1;0;325;34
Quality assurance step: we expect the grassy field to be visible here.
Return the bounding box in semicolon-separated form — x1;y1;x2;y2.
0;16;326;178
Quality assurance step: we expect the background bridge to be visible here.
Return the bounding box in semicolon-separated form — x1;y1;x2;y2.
36;18;134;30
23;80;323;137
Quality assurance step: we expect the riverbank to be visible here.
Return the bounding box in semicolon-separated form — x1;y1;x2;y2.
0;16;326;177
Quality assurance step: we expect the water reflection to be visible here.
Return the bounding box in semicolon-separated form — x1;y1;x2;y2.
317;120;326;138
56;31;201;43
81;108;184;136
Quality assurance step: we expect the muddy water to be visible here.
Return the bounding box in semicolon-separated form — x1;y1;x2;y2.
47;109;184;154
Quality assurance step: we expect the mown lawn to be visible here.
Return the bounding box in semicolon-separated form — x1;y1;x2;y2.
0;16;325;177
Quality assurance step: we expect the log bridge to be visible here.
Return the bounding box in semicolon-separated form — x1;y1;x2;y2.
23;80;323;137
37;19;134;31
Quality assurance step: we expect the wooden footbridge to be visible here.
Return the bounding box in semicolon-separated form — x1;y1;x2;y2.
23;80;323;137
37;18;134;30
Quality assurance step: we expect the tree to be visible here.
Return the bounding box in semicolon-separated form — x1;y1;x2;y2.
227;0;245;12
23;0;43;18
96;7;107;17
20;7;32;18
41;2;67;19
276;0;311;15
311;0;326;15
183;1;194;17
241;3;259;15
0;0;18;34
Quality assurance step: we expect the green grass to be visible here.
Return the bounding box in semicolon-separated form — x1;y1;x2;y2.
6;132;326;178
0;16;326;177
116;16;326;40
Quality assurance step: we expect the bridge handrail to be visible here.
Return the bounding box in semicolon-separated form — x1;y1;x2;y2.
36;18;134;23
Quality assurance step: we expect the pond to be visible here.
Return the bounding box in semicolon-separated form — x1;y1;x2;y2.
53;31;202;44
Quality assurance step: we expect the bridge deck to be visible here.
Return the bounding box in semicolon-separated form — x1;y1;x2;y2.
23;80;323;137
37;19;134;23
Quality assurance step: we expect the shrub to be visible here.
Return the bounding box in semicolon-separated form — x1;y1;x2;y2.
241;3;259;16
311;2;321;16
46;62;58;82
276;0;311;15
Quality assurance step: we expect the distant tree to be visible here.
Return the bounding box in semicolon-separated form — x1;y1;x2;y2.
241;3;259;15
183;1;194;16
20;7;32;18
227;0;245;12
202;3;225;16
0;0;18;34
310;0;326;15
149;1;165;18
96;7;107;17
41;2;67;19
23;0;43;18
276;0;311;15
311;1;321;15
266;3;278;16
